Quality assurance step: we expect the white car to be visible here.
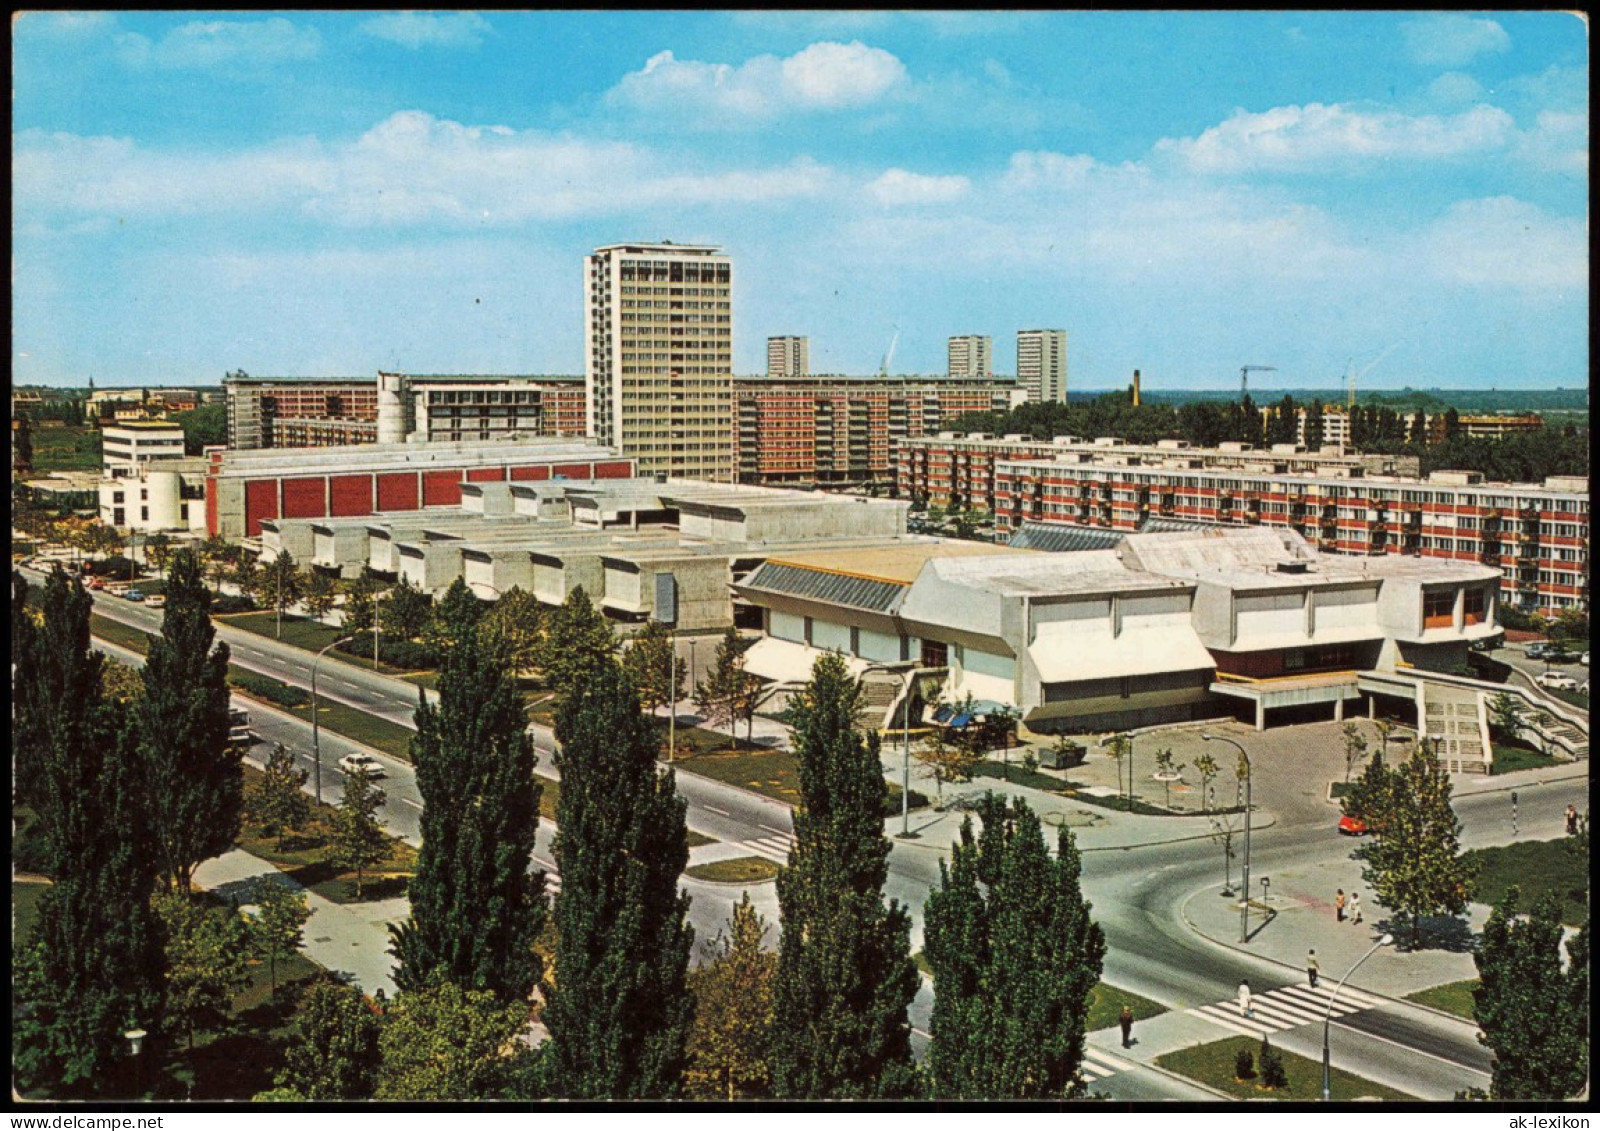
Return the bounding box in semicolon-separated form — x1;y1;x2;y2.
339;753;385;779
1582;651;1590;667
1537;671;1578;692
144;594;166;608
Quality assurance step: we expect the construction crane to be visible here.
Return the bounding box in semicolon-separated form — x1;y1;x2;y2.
1344;342;1403;409
879;327;900;379
1240;364;1276;400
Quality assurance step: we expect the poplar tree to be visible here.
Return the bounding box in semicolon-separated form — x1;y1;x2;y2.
924;794;1105;1099
769;653;920;1099
1474;888;1589;1099
541;657;694;1099
13;574;165;1096
138;548;240;893
391;624;544;1002
1353;739;1476;947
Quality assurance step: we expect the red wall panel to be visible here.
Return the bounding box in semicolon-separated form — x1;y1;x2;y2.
244;479;279;537
422;470;462;506
329;474;373;517
553;463;593;480
466;467;505;482
376;472;419;512
593;460;633;479
205;479;220;536
509;465;550;481
282;477;328;519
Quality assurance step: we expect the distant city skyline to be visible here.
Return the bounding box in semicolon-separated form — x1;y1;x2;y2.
13;11;1588;390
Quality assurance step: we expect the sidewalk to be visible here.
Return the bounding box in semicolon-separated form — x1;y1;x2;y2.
193;849;408;998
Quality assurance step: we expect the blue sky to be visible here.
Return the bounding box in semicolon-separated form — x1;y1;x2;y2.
12;11;1588;390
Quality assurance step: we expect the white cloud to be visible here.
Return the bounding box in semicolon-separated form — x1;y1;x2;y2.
1155;102;1516;173
1417;197;1587;289
608;41;906;117
16;11;114;38
1400;15;1511;67
1000;151;1097;191
865;169;970;206
1425;71;1486;106
115;17;320;70
358;12;492;50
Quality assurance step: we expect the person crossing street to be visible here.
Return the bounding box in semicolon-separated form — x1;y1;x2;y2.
1307;948;1320;989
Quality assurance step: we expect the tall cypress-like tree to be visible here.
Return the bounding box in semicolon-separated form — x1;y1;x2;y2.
138;548;239;893
391;624;544;1003
769;653;920;1099
540;656;694;1099
12;572;165;1097
924;794;1105;1099
1473;888;1589;1099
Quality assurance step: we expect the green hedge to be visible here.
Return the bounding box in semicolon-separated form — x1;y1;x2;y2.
229;670;310;709
337;632;438;671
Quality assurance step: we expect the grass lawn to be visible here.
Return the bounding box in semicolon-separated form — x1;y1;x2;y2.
90;610;154;653
239;765;418;904
221;612;421;677
686;829;717;848
1405;979;1478;1020
12;880;50;951
973;759;1071;793
1157;1035;1417;1101
1491;742;1563;774
684;856;780;884
29;426;101;473
672;745;805;807
1464;837;1588;926
1085;983;1169;1032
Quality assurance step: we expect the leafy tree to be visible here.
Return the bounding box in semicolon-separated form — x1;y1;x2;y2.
274;980;382;1100
251;880;311;995
1487;693;1524;745
172;403;227;454
533;585;616;696
694;626;761;748
1353;740;1476;947
100;657;146;705
1258;1036;1288;1090
327;767;390;900
341;569;382;636
1209;811;1241;893
1473;888;1589;1099
376;982;529;1101
423;577;485;655
300;568;337;621
197;535;235;590
622;618;687;716
1103;732;1132;811
1193;751;1219;814
12;576;165;1096
1153;747;1185;810
391;624;544;1003
138;549;240;893
541;656;694;1099
1339;722;1368;784
913;727;978;803
246;743;311;848
477;585;542;675
924;794;1105;1099
685;893;778;1100
231;554;261;603
770;654;920;1099
145;531;173;580
378;577;433;641
157;890;252;1051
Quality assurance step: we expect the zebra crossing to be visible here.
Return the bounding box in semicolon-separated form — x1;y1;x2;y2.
1188;981;1383;1038
742;827;798;861
534;858;562;895
1079;1046;1137;1083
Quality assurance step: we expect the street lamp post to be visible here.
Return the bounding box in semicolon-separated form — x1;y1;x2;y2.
312;635;355;804
1323;933;1394;1101
124;1027;146;1098
668;631;677;764
1203;733;1252;943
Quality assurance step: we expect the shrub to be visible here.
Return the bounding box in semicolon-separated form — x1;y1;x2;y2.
211;593;259;614
1258;1037;1288;1089
336;632;438;671
1233;1047;1255;1081
230;671;310;710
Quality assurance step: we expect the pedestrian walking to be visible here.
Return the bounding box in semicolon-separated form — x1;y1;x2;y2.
1119;1004;1134;1048
1350;892;1363;925
1307;948;1320;989
1237;980;1253;1019
1567;804;1579;835
1335;888;1347;922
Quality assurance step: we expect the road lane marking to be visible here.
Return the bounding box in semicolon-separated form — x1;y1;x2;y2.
703;805;731;817
401;798;423;810
759;823;792;836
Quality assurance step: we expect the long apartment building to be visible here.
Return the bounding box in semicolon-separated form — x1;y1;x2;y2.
897;433;1589;615
736;375;1022;485
585;242;734;482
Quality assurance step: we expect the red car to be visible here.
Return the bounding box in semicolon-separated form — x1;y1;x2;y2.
86;576;105;590
1338;814;1370;836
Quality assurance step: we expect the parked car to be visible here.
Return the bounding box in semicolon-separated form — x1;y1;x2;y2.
1338;814;1370;836
125;589;146;602
1582;651;1590;667
85;576;105;590
339;753;385;779
143;594;166;608
1525;642;1555;659
1469;632;1505;652
1537;671;1578;691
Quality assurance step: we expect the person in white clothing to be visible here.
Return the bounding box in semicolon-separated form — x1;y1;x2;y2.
1237;980;1252;1018
1349;891;1363;924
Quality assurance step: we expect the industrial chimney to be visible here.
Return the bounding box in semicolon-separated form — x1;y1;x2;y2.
1132;369;1142;407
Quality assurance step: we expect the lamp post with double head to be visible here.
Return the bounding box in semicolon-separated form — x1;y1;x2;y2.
1202;733;1251;943
312;635;355;804
1323;933;1394;1101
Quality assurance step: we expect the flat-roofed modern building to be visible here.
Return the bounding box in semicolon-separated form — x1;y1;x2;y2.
101;421;187;478
947;335;992;379
585;242;735;482
1017;329;1067;402
767;336;809;377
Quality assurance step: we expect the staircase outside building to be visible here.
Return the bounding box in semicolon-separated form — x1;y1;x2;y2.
1420;682;1491;774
